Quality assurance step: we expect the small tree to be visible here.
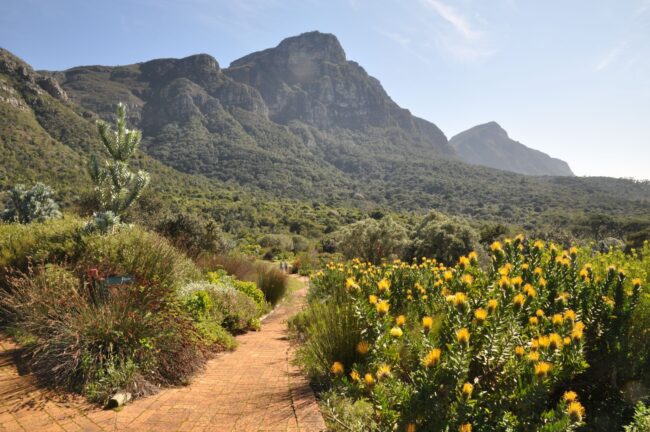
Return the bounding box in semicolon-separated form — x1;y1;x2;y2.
336;216;408;264
407;210;479;265
88;103;149;231
1;183;62;223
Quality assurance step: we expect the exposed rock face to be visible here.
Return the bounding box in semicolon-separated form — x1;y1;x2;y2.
0;48;68;102
36;76;68;101
225;31;451;156
450;122;574;176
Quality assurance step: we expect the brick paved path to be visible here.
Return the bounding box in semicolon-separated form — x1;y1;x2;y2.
0;279;326;431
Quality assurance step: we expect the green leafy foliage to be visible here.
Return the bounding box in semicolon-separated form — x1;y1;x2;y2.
335;216;409;264
0;183;62;223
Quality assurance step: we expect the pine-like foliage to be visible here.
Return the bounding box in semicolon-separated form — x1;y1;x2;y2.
1;183;62;224
88;103;149;231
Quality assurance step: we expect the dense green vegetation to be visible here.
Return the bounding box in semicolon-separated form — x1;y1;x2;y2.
294;238;650;431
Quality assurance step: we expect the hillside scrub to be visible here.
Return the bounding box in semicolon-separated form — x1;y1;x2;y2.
0;218;264;404
296;237;650;431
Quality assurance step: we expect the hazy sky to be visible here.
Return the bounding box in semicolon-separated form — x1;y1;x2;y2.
2;0;649;179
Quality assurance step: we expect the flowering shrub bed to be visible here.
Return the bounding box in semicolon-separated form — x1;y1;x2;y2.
300;237;647;431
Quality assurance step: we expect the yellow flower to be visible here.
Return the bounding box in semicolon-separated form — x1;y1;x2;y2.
345;277;359;290
377;278;391;292
422;316;434;332
632;278;642;288
533;240;545;249
474;308;487;324
534;361;552;378
390;327;403;338
571;327;583;342
563;337;572;346
515;234;525;242
487;299;498;312
459;423;472;432
539;277;548;287
453;292;468;308
556;292;569;303
524;284;537;298
513;294;526;308
423;348;442;368
406;423;416;432
331;361;344;376
499;276;510;289
552;314;564;326
530;338;540;351
499;263;512;276
456;327;470;345
459;256;470;268
563;391;578;402
461;274;474;286
515;346;525;357
444;271;454;281
529;316;539;326
567;401;585;422
528;351;540;361
376;300;390;315
564;310;576;322
569;246;578;257
468;251;478;262
521;263;530;270
350;370;360;381
357;341;370;355
377;364;391;380
490;241;503;252
369;295;378;304
538;335;551;349
511;276;523;287
549;333;563;350
461;382;474;399
364;373;375;386
396;315;407;326
534;266;543;276
536;309;545;317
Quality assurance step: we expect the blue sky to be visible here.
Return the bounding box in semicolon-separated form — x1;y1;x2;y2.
2;0;649;179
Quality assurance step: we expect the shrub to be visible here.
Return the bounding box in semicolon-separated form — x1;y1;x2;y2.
1;264;208;404
407;211;480;265
335;216;409;264
300;236;648;431
156;214;232;258
181;281;260;332
624;402;650;432
0;183;62;224
207;270;267;312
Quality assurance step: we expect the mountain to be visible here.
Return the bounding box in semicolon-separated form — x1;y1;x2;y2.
450;122;573;176
2;35;650;239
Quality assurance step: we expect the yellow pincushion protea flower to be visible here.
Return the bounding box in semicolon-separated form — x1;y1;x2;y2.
513;294;526;308
396;315;407;326
422;316;434;332
632;278;642;288
461;382;474;399
458;256;470;268
459;423;472;432
468;251;478;262
567;401;585;422
453;292;468;308
533;240;545;250
552;313;564;326
571;327;583;342
511;276;523;287
564;309;576;322
499;276;510;289
345;277;359;291
563;391;578;402
356;341;370;355
376;300;390;315
487;299;498;312
549;333;563;350
377;278;391;292
529;316;539;326
364;373;375;386
456;327;470;345
444;270;454;281
461;274;474;286
369;294;378;304
490;241;503;253
538;335;551;349
515;346;525;357
474;308;487;324
534;361;552;378
524;284;537;298
390;327;403;338
533;266;543;276
528;351;540;361
563;336;572;346
539;277;548;287
350;370;360;381
331;361;344;376
423;348;441;368
377;364;391;380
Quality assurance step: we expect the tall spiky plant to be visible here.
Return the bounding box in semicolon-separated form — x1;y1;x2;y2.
88;103;149;232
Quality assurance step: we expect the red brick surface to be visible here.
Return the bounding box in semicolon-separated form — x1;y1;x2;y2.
0;279;326;432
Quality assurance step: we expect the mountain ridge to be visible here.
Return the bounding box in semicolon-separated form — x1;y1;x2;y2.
450;121;574;176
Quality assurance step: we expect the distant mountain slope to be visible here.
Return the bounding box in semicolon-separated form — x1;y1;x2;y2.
451;122;573;176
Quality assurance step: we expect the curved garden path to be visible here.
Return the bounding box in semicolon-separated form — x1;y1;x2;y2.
0;277;326;432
